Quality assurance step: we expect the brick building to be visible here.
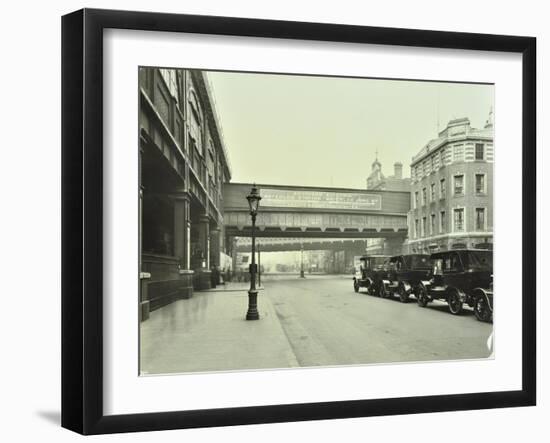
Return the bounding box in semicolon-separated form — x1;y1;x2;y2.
139;68;231;319
405;113;493;253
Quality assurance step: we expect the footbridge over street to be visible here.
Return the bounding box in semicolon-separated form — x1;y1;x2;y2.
234;238;372;253
223;183;410;240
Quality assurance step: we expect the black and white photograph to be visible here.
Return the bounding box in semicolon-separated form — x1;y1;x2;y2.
139;68;495;375
1;0;545;440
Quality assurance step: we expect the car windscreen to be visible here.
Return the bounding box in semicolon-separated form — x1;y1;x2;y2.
464;251;493;270
369;257;388;269
410;255;431;269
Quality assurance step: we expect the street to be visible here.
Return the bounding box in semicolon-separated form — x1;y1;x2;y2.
140;275;493;375
267;275;492;367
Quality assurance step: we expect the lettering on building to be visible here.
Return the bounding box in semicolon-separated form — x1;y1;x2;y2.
259;189;382;211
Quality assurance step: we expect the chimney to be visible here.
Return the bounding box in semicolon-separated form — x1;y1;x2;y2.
394;162;403;179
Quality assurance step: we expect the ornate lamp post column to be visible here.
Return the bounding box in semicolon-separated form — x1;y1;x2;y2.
300;243;305;278
246;184;261;320
257;243;261;287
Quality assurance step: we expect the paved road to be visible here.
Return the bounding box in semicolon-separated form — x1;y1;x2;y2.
140;274;493;374
263;274;493;367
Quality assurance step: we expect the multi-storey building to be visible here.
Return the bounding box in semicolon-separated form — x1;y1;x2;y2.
405;114;493;254
139;68;231;318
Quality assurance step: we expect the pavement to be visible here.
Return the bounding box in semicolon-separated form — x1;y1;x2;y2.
140;275;493;375
200;281;264;292
140;281;298;375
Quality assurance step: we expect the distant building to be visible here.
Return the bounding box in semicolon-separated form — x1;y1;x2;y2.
405;113;494;253
367;158;411;192
366;157;411;255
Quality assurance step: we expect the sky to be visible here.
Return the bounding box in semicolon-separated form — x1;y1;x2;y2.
208;70;494;189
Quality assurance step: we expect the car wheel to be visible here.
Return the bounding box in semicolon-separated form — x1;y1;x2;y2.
365;283;373;295
353;281;359;293
448;291;463;315
417;286;428;307
398;285;409;303
474;294;492;322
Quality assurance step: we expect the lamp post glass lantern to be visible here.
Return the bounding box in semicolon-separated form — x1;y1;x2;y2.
246;184;261;320
247;185;261;215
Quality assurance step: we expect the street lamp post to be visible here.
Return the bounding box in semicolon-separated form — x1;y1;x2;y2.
257;243;261;287
300;243;305;278
246;184;261;320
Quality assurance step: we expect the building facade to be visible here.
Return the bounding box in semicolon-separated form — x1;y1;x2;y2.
139;68;231;319
366;158;411;255
367;159;411;192
405;115;493;254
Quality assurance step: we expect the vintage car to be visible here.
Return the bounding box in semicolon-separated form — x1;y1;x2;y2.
416;249;493;321
379;254;432;302
353;255;391;296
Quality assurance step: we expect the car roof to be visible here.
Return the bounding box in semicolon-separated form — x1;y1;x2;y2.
390;253;430;259
430;248;492;257
359;255;390;259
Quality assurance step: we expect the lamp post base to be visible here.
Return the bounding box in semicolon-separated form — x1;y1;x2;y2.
300;270;305;278
246;289;259;320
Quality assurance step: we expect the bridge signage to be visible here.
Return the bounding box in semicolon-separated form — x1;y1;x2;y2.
260;188;382;211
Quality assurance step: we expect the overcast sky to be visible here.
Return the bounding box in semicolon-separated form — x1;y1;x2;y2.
208;71;494;189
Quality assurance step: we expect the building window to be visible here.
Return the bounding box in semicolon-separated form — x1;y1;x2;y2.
159;69;179;102
422;217;427;237
430;183;435;201
422;188;427;205
475;174;486;194
440;179;446;199
475;143;485;160
453;208;465;232
440;211;446;233
415;219;419;238
454;175;464;195
430;214;436;235
414;191;418;209
475;208;486;230
188;90;203;155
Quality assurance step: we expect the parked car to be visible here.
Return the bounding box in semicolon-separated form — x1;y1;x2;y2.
379;254;432;302
416;249;493;321
353;255;391;296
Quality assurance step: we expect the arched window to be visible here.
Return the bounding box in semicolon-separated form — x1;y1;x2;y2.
159;69;179;103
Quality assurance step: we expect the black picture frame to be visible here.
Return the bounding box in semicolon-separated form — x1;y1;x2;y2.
61;8;536;435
